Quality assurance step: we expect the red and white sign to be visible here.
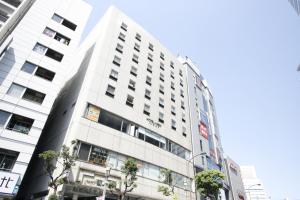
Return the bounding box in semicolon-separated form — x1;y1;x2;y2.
199;122;208;139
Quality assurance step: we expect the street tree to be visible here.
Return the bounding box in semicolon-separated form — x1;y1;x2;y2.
39;142;77;199
194;169;225;200
157;169;178;200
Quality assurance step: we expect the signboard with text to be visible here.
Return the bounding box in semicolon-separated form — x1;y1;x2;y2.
199;122;208;139
0;171;20;194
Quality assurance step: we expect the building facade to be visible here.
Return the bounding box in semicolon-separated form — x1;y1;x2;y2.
0;0;91;198
224;157;246;200
240;166;269;200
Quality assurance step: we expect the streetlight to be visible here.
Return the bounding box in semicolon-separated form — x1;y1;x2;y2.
186;152;207;200
245;184;261;200
101;166;111;200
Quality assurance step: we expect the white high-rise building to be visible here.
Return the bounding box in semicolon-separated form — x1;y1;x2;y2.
0;0;91;198
19;6;196;200
240;166;269;200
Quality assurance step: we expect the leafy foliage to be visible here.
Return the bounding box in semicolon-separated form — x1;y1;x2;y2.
157;169;178;200
194;169;225;200
39;144;77;195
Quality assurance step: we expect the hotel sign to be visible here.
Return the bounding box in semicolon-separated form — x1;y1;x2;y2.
0;171;20;194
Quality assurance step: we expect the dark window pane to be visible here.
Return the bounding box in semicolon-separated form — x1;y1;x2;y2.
0;148;19;172
45;48;64;62
6;114;34;134
35;67;55;81
54;32;71;45
145;136;160;147
78;143;90;161
89;146;108;166
22;88;45;104
99;110;122;131
62;19;77;31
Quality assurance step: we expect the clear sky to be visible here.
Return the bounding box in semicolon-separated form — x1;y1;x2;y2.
82;1;300;199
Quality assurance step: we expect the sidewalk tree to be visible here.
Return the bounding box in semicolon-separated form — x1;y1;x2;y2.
157;169;178;200
194;169;225;200
39;141;77;199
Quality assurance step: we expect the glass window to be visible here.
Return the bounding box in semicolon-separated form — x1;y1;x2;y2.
134;43;140;52
121;22;127;31
171;93;175;102
130;66;137;76
143;104;150;116
160;62;164;71
7;83;25;98
43;27;55;38
159;85;164;94
54;32;71;45
128;80;136;91
159;98;164;108
132;54;139;64
51;14;63;23
85;104;100;122
89;146;108;166
171;119;176;130
170;61;174;69
126;95;134;107
171;82;175;90
180;89;184;97
146;76;152;86
21;61;36;74
116;43;123;53
0;110;10;127
78;143;91;161
61;18;77;31
45;48;64;62
113;56;121;66
148;164;160;181
22;88;45;104
171;106;176;115
160;73;164;82
145;89;151;100
159;112;164;123
99;110;122;131
180;79;183;87
35;67;55;81
160;52;164;60
109;69;118;81
170;71;175;79
105;85;115;97
147;64;152;73
6;114;34;134
148;43;154;51
135;33;141;41
33;43;47;54
148;53;153;61
118;32;126;42
107;153;118;169
0;148;19;172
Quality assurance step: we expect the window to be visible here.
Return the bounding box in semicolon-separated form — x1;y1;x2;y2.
200;140;203;151
171;106;176;116
135;33;141;41
149;43;154;51
126;95;134;107
121;22;127;31
179;69;183;77
113;56;121;66
43;27;55;37
21;61;36;74
85;104;100;122
45;48;63;62
6;114;34;134
170;61;174;69
182;113;186;123
159;85;164;95
118;32;126;42
160;52;165;60
132;54;139;64
116;43;123;53
134;43;140;52
78;143;91;161
130;66;137;76
89;146;108;166
180;89;184;97
7;83;25;98
171;82;175;90
54;32;71;45
0;110;10;128
106;85;115;97
148;53;153;62
145;89;151;100
171;93;175;102
160;62;164;71
147;64;152;73
171;119;176;130
0;148;19;172
128;80;136;91
201;156;205;165
159;73;164;82
182;127;187;137
181;101;185;110
109;69;118;81
52;14;76;30
159;98;164;108
180;79;183;87
146;76;152;86
143;104;150;116
170;71;175;79
22;88;45;104
33;43;47;54
159;112;164;123
35;67;55;81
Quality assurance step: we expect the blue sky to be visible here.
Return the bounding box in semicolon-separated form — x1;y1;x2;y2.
83;1;300;199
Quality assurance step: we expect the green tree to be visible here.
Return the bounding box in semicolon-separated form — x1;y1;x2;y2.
39;143;77;199
157;169;178;200
194;169;225;200
108;158;138;200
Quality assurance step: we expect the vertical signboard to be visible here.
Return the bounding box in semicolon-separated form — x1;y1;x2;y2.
199;122;208;139
0;171;19;194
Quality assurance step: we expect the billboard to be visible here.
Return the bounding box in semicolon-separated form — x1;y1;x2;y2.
199;122;208;139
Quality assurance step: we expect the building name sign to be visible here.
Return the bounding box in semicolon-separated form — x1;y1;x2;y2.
64;184;102;196
0;171;20;194
146;118;161;128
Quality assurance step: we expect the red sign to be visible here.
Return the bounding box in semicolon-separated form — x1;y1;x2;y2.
199;122;208;139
